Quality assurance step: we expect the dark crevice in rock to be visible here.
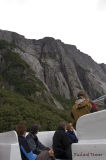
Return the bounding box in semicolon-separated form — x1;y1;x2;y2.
39;43;46;64
74;61;101;99
43;63;47;84
59;56;73;97
100;63;106;74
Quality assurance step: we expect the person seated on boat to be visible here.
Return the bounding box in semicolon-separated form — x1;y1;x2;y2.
16;123;54;160
66;123;78;144
53;122;72;160
26;124;50;155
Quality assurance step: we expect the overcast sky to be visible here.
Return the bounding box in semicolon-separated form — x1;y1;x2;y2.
0;0;106;64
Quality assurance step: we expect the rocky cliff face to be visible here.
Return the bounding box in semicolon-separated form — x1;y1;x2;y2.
0;29;106;104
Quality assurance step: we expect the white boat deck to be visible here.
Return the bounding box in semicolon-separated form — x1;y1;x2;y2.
0;131;22;160
0;110;106;160
72;110;106;160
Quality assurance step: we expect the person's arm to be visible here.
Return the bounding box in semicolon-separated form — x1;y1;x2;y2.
20;146;37;160
27;137;37;152
20;139;37;160
72;131;78;143
38;139;50;151
66;131;73;145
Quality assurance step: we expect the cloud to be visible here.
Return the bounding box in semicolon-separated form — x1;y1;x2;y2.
98;0;106;10
4;0;27;5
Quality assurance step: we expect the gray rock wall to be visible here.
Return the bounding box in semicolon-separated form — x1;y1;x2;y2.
0;29;106;100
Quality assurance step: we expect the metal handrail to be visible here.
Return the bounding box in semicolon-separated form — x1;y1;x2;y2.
93;95;106;104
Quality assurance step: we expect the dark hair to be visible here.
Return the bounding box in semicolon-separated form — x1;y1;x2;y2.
77;90;87;98
58;122;66;130
16;123;26;136
67;123;72;131
30;124;40;134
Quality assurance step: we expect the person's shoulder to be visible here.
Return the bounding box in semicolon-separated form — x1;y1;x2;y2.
57;129;65;136
66;130;72;136
53;130;58;136
26;132;32;139
18;136;28;145
85;99;92;107
26;133;29;138
72;101;78;110
18;135;25;141
84;98;90;103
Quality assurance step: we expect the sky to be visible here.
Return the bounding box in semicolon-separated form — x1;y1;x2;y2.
0;0;106;64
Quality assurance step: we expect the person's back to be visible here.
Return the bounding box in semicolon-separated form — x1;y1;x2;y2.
71;90;92;129
53;122;71;159
26;132;39;154
26;125;49;155
66;123;78;145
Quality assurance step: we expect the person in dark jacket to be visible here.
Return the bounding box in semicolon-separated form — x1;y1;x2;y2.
66;123;78;145
53;122;72;160
16;123;37;160
16;123;54;160
26;124;50;155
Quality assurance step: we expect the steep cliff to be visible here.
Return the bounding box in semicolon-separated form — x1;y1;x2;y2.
0;29;106;100
0;29;106;131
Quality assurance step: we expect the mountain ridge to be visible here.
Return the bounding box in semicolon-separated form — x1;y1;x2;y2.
0;29;106;132
0;29;106;100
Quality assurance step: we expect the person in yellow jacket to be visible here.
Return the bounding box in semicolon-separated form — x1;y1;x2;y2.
71;90;92;129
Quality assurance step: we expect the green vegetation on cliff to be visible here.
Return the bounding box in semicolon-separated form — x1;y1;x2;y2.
53;93;75;109
0;88;70;132
0;40;72;132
